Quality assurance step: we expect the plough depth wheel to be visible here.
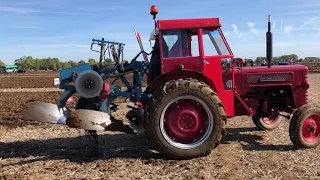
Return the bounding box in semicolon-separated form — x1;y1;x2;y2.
144;78;227;159
289;104;320;148
252;111;284;131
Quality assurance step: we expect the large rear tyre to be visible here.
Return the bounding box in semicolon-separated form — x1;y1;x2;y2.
289;104;320;148
144;78;227;159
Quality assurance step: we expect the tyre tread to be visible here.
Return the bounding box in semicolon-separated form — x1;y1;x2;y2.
144;78;226;159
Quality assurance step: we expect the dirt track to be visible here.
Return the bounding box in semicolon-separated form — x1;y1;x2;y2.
0;71;319;179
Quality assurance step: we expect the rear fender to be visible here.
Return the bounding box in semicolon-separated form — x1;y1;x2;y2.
146;70;228;113
149;69;217;92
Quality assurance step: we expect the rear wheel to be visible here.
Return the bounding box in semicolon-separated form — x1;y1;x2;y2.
144;78;227;159
289;104;320;148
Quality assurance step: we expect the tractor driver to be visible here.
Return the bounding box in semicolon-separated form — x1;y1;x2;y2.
168;31;190;58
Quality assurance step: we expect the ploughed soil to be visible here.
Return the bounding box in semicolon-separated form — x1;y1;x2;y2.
298;62;320;74
0;72;319;179
0;70;148;89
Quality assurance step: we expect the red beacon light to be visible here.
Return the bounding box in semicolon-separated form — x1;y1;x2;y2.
150;5;158;19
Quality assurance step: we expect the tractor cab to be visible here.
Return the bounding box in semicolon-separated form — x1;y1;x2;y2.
148;18;233;77
148;6;236;116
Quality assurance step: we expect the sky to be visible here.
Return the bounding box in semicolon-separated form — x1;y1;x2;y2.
0;0;320;64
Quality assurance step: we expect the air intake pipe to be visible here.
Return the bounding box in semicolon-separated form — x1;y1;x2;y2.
266;15;272;68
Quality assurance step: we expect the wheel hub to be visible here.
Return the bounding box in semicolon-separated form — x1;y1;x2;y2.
262;113;278;125
308;123;316;133
178;111;199;133
163;99;209;144
302;115;320;142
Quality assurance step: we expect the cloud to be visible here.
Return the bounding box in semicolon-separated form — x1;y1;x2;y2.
298;13;320;29
283;25;294;35
247;22;255;28
250;28;259;34
273;20;276;29
280;20;283;29
0;0;59;7
15;26;38;29
281;10;320;16
231;24;238;33
285;3;320;9
0;6;88;15
33;10;87;15
273;42;299;48
0;6;33;14
246;22;261;35
9;44;89;48
7;42;142;51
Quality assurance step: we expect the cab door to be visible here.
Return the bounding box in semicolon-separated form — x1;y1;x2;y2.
160;29;203;73
199;29;235;117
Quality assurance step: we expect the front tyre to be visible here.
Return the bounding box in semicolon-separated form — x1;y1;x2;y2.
144;79;227;160
289;104;320;148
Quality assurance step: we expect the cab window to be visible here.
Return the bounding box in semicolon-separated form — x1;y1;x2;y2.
161;29;199;58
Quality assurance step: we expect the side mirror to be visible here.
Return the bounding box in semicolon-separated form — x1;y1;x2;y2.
221;58;232;70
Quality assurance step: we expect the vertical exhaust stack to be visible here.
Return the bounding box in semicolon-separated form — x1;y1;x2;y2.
266;15;272;68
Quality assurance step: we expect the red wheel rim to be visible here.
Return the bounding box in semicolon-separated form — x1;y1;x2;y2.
262;113;279;125
302;115;320;143
164;99;209;144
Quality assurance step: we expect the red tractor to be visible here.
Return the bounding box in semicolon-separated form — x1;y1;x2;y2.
141;6;319;159
21;5;320;160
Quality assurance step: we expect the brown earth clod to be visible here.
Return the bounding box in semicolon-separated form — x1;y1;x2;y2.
66;111;82;128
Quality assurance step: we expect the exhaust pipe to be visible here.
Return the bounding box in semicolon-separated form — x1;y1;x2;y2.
266;15;272;68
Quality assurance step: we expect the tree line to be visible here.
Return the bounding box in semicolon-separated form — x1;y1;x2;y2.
0;56;115;70
0;54;319;70
254;54;320;65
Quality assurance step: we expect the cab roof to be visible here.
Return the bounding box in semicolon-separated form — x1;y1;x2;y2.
157;18;221;30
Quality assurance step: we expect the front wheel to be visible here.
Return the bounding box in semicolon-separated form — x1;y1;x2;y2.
289;104;320;148
144;79;227;160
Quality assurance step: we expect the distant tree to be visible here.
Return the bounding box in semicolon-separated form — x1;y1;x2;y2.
254;54;300;66
88;58;97;65
78;60;86;65
255;57;264;65
105;58;115;65
278;54;298;61
304;57;320;62
62;62;71;69
0;60;5;66
14;56;27;67
68;60;77;67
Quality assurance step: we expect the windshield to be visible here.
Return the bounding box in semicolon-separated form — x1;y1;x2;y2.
202;29;230;56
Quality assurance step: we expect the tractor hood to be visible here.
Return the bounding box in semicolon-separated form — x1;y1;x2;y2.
241;64;308;84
